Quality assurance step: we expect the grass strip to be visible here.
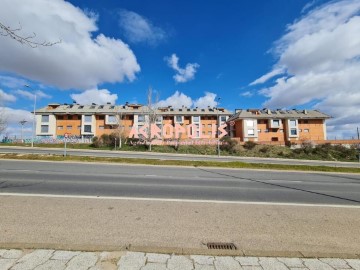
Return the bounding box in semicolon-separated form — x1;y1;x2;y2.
1;153;359;174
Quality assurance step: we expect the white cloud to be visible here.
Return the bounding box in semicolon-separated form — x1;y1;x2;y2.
156;91;193;108
0;89;16;103
156;91;218;109
118;9;166;46
165;54;200;83
70;89;118;105
0;0;140;89
0;75;28;89
249;68;284;85
0;107;33;137
240;91;254;98
194;92;218;108
15;89;51;100
255;0;360;138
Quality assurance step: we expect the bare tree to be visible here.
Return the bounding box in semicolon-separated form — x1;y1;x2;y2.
0;21;61;48
113;109;126;149
142;87;159;151
0;106;7;137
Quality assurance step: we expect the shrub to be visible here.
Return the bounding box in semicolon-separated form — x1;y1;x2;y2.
220;137;239;153
243;141;257;150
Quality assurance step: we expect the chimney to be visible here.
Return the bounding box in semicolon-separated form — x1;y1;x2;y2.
267;109;271;114
303;109;308;114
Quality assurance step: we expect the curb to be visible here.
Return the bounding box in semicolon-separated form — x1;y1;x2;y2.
1;243;359;259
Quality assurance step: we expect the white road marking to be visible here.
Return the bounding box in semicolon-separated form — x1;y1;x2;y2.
0;192;359;208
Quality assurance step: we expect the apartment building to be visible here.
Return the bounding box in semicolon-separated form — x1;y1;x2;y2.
229;108;331;142
35;103;232;140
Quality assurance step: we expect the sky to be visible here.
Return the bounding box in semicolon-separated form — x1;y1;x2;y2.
0;0;359;139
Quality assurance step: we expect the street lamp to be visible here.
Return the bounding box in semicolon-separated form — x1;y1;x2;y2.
216;97;221;157
19;120;27;142
25;85;36;147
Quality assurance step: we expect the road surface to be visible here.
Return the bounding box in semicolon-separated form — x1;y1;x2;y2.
0;159;359;205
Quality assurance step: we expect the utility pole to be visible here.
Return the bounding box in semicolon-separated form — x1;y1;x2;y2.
25;85;36;147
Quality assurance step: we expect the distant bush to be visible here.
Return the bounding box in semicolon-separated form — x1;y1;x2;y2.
220;137;239;153
243;141;257;150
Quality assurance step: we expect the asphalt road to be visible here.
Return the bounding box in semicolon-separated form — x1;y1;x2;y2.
1;159;359;205
1;145;360;168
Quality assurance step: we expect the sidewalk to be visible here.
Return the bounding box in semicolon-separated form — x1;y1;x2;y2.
1;249;360;270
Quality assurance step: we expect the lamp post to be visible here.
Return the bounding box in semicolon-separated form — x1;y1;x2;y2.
216;97;221;157
25;85;36;147
19;120;27;142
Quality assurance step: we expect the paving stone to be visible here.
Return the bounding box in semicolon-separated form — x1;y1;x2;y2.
33;259;66;270
194;264;216;270
235;257;260;266
214;256;242;270
146;253;170;263
320;258;350;269
289;268;309;270
12;249;54;270
242;267;263;270
303;259;335;270
259;257;288;270
1;249;24;259
51;251;80;262
0;250;6;257
346;259;360;270
0;258;17;270
117;252;146;270
65;252;98;270
191;255;214;265
141;262;167;270
277;257;304;268
167;255;194;270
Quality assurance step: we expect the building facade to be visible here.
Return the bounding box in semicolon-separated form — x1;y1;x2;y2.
35;104;331;143
229;109;331;142
35;103;232;140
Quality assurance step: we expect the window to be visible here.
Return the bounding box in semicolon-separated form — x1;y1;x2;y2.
156;116;163;123
41;125;49;133
67;125;72;130
99;115;105;120
77;125;81;130
272;119;280;127
257;129;261;133
257;120;262;124
304;120;309;124
57;115;64;120
280;129;284;133
246;120;254;127
84;115;92;123
138;115;145;123
289;120;297;128
57;126;63;130
264;129;269;133
175;115;183;123
208;131;212;135
42;115;49;123
77;115;81;120
290;128;298;135
84;125;92;132
108;115;116;123
99;126;104;130
272;129;277;132
304;129;309;133
220;116;227;122
192;116;200;123
247;129;255;136
67;115;73;120
208;124;212;128
299;129;302;132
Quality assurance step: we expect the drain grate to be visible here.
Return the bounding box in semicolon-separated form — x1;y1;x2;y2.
207;242;237;250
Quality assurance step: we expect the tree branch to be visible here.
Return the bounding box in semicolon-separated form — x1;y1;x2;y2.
0;21;61;48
